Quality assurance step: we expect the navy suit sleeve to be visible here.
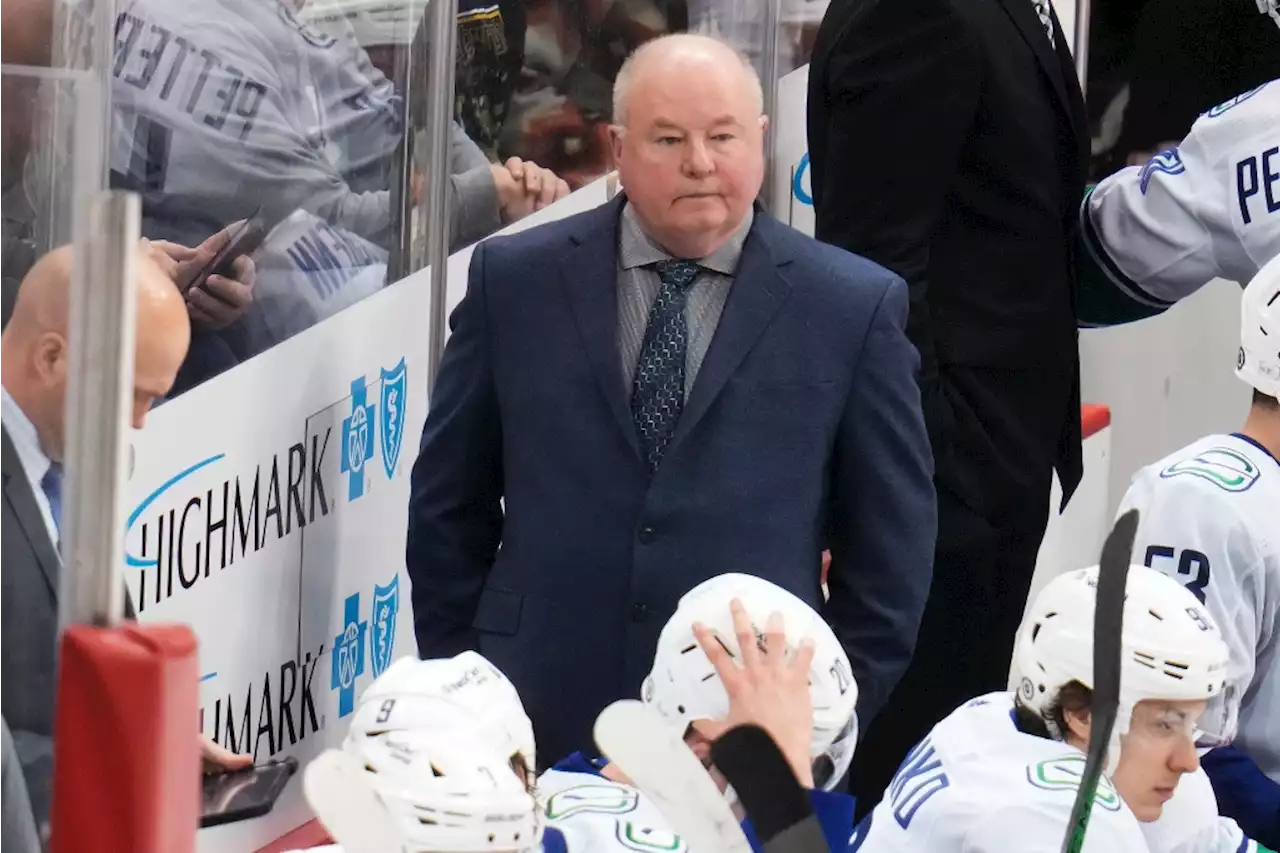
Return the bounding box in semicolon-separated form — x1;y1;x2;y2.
1200;745;1280;848
826;276;936;726
406;242;505;658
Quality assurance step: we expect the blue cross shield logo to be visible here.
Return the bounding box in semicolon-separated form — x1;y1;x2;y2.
369;575;400;678
340;377;376;501
379;359;407;481
331;592;367;717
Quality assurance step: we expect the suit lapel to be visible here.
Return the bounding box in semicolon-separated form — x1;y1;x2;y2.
2;428;60;602
561;197;642;459
668;216;793;454
996;0;1080;138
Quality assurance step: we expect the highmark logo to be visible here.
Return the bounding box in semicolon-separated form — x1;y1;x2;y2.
331;574;401;717
340;357;407;502
125;358;409;612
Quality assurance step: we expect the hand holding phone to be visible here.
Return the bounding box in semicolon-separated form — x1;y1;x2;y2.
180;213;268;294
200;755;298;828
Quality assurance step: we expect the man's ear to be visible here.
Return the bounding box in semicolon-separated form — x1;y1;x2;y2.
33;331;67;387
758;115;769;135
1063;705;1093;746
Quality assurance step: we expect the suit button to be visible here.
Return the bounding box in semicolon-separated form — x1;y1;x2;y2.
631;602;650;622
638;526;656;544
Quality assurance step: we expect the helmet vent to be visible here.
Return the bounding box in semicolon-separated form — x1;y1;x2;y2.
1148;609;1164;621
1133;651;1157;669
680;643;699;654
1031;623;1042;642
430;763;445;777
714;634;736;658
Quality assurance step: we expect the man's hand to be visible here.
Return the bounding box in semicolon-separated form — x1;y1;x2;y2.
143;225;257;330
200;737;252;774
490;157;570;223
692;599;817;788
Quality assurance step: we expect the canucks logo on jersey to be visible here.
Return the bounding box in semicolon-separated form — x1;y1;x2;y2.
1159;447;1261;493
1139;149;1185;195
1025;756;1123;811
1204;82;1270;118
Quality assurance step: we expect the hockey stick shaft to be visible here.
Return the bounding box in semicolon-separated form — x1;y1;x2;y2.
1061;508;1139;853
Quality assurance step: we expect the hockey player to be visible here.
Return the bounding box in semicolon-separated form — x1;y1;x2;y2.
539;573;861;851
1118;255;1280;847
291;575;858;853
292;650;554;853
1076;79;1279;327
847;564;1260;853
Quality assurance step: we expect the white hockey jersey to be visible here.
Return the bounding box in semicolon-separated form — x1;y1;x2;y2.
538;756;692;852
1082;80;1280;311
1119;433;1280;784
848;693;1152;853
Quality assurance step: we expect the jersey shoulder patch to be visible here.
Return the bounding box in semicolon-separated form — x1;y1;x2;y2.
1204;83;1270;118
1159;445;1263;493
1025;755;1123;812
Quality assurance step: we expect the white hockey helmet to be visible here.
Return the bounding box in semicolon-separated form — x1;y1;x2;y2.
1014;566;1233;775
341;652;543;852
1237;253;1280;400
641;573;859;791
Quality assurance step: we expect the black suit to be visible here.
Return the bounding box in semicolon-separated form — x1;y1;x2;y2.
1;427;62;830
807;0;1088;809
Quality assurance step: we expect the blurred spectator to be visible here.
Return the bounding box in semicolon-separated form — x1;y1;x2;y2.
109;0;567;368
688;0;828;76
1109;0;1280;169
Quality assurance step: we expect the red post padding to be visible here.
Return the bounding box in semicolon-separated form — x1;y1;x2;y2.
51;623;200;853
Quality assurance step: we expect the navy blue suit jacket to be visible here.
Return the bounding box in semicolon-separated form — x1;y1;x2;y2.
407;197;936;764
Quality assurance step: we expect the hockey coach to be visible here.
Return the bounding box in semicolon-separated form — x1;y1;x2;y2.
406;33;936;765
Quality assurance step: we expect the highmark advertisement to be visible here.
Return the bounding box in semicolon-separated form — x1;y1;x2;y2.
125;176;612;851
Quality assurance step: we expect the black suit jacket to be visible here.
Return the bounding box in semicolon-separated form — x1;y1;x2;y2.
407;197;936;764
807;0;1089;515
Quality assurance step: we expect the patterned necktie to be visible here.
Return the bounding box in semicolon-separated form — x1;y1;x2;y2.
41;462;63;536
631;259;702;475
1032;0;1055;44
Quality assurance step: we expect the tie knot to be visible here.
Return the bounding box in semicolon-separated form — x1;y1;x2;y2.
653;259;701;291
42;462;62;495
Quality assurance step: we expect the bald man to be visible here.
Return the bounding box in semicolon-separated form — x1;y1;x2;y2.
408;33;935;764
0;244;245;833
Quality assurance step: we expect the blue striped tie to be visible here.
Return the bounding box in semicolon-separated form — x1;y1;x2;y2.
42;462;63;536
631;260;702;475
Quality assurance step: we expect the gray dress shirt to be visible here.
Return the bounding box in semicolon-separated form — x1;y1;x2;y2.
617;203;753;399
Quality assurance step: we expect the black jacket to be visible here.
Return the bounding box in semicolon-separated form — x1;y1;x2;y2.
807;0;1089;513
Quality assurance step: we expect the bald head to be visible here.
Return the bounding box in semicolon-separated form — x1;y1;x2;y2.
612;34;763;127
608;34;767;260
1;244;191;460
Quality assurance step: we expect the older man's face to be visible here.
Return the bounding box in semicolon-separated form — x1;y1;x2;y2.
611;55;765;258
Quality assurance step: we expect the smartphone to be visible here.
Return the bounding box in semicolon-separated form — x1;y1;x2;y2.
181;212;269;294
199;755;298;828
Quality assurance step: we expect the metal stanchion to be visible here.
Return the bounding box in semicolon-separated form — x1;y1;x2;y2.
422;0;459;397
760;0;782;216
59;192;137;630
1074;0;1092;97
51;191;200;853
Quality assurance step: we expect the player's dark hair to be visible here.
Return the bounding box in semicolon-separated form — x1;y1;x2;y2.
510;752;535;794
1254;389;1280;411
1013;680;1093;741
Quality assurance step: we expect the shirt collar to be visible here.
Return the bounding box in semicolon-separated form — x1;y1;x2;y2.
1;385;53;490
619;202;753;276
